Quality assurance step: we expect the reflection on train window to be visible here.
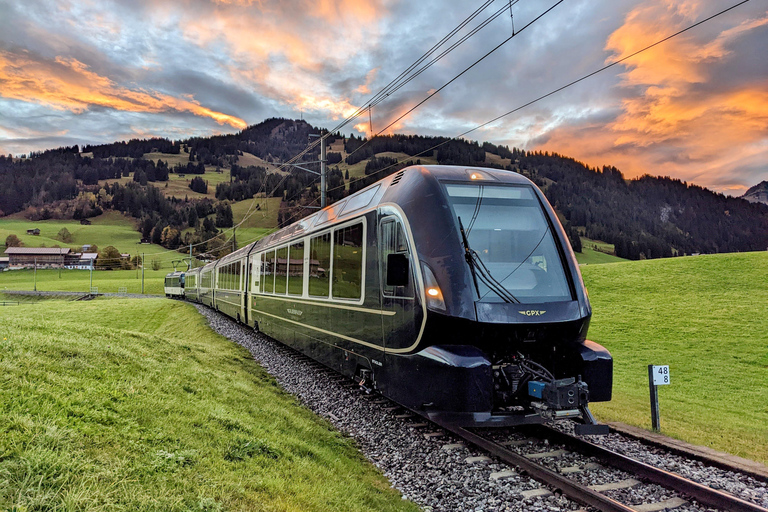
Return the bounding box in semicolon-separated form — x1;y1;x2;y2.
333;223;363;300
309;233;331;297
253;254;261;291
445;183;572;304
288;241;304;295
263;251;275;293
381;218;413;297
275;246;288;295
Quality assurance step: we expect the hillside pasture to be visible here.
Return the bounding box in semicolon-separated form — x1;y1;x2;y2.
0;298;416;511
0;211;167;257
576;237;625;265
584;251;768;463
484;151;512;167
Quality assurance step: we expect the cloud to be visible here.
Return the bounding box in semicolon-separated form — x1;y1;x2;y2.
0;50;247;129
531;2;768;193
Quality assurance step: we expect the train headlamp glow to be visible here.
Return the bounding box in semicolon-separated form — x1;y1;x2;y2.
421;263;446;311
465;169;495;181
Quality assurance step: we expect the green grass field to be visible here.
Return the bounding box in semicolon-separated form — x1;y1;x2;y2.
583;252;768;463
0;211;167;258
576;237;625;265
0;268;167;295
0;298;417;511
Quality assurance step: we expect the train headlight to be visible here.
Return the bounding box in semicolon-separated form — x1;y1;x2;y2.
421;263;446;311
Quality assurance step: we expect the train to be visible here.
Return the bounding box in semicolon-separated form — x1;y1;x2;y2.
166;165;613;434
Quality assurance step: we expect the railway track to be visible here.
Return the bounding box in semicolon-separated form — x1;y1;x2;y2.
204;307;768;512
288;353;767;512
429;421;768;512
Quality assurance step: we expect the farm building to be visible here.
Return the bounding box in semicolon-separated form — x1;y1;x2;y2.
5;247;70;267
66;252;98;269
0;257;8;270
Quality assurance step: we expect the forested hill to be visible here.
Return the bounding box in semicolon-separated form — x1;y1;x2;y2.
1;117;767;260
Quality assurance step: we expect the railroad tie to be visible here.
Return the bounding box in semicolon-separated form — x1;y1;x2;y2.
395;413;414;419
560;462;603;474
633;497;688;512
409;422;429;429
588;478;641;492
500;439;530;447
383;406;400;412
441;443;465;451
489;470;517;481
524;449;569;460
465;456;492;464
423;432;445;439
520;488;553;499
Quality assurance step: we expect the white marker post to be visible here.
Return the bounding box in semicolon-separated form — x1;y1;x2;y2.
648;364;670;432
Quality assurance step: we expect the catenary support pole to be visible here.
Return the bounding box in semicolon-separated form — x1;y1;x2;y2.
141;252;145;294
34;257;37;291
320;131;327;208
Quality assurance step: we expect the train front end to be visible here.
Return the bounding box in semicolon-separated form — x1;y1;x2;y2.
390;166;612;434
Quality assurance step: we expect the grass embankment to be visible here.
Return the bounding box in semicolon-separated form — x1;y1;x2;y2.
584;252;768;464
0;268;167;295
0;298;417;511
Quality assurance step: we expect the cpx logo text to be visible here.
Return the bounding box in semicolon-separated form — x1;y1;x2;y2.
518;310;546;317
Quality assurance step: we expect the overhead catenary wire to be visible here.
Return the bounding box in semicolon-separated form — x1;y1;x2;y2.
342;0;564;165
175;1;513;252
261;0;512;168
320;0;753;198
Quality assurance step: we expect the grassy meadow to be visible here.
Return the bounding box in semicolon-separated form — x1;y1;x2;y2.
576;237;624;265
0;268;168;295
0;211;167;258
583;252;768;463
0;297;417;511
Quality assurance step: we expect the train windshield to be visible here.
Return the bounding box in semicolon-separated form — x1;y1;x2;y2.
445;183;572;304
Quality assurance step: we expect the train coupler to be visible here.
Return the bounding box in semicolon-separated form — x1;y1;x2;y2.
528;377;609;435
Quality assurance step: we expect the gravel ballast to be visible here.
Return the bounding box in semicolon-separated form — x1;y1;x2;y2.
198;305;767;511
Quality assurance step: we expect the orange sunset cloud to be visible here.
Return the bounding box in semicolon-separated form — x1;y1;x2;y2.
535;2;768;192
0;51;247;130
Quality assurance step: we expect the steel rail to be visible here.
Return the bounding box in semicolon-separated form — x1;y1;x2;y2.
436;422;639;512
533;425;768;512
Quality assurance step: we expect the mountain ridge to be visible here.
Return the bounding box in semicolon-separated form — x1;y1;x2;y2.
2;118;767;260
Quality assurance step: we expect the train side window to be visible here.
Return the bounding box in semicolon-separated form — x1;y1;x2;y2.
381;218;413;297
264;251;275;293
309;233;331;297
332;223;363;300
275;246;288;295
288;241;305;296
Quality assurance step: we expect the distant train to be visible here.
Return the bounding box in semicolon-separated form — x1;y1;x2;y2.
166;165;612;433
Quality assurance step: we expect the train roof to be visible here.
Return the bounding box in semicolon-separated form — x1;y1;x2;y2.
200;165;533;263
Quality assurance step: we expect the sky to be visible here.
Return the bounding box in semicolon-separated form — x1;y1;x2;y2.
0;0;766;195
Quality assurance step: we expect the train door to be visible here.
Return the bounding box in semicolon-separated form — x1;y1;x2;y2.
379;214;419;350
247;252;261;328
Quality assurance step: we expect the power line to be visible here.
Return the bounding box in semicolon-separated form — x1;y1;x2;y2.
324;0;753;196
343;0;564;164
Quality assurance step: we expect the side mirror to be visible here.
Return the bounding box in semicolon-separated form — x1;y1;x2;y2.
386;253;409;287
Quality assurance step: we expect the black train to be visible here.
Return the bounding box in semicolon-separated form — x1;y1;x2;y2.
179;165;613;433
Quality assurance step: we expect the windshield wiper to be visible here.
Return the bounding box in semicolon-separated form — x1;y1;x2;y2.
458;216;519;304
459;216;482;299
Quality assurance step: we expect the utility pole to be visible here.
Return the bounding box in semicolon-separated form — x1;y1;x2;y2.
320;131;327;208
141;252;145;294
189;243;193;269
232;226;237;252
34;257;37;291
89;259;93;291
